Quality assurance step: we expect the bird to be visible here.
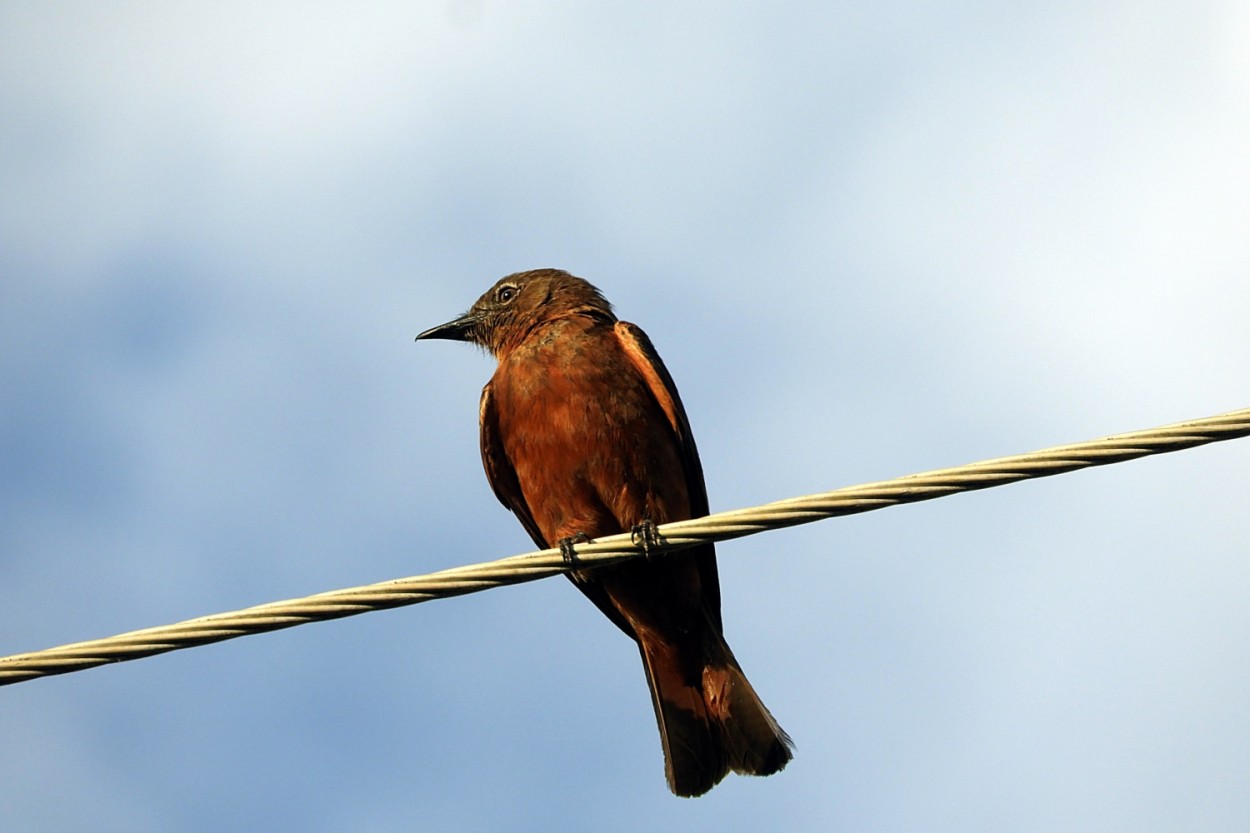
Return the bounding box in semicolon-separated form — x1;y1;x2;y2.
416;268;792;796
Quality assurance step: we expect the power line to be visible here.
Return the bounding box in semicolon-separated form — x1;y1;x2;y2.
2;406;1247;687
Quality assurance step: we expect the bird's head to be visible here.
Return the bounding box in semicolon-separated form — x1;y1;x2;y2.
416;268;615;356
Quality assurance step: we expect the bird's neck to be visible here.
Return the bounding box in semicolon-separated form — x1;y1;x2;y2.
492;306;615;358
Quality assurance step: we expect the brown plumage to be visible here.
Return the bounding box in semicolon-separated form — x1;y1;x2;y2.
417;268;792;796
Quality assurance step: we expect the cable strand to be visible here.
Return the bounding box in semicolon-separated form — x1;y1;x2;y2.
2;406;1247;687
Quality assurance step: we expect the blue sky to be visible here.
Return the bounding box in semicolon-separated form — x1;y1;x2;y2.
2;3;1249;830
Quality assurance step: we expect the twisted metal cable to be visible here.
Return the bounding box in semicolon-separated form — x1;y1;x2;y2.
3;406;1247;687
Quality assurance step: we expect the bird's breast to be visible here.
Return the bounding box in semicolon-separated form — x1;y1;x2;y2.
488;329;691;540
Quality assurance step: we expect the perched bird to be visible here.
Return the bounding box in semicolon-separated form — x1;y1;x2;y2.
417;268;792;796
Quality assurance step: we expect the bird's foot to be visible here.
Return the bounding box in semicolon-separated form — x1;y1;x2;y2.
558;532;592;566
630;519;663;560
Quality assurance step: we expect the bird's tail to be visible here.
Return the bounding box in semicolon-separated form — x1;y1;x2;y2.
637;626;793;797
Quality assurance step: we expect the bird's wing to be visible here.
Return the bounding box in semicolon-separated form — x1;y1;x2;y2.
479;382;547;551
614;321;723;628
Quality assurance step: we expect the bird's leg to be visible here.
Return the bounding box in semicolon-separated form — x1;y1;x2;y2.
558;532;591;566
630;517;663;560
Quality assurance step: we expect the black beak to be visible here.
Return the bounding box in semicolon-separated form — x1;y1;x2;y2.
415;311;479;342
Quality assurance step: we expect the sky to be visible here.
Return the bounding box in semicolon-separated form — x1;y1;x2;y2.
2;2;1249;830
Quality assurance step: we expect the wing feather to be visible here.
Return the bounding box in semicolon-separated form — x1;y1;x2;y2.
479;383;546;550
614;321;722;629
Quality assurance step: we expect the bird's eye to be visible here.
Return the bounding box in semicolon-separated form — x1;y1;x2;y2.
496;284;518;304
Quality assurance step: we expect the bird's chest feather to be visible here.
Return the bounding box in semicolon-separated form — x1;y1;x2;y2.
493;333;652;464
486;324;691;538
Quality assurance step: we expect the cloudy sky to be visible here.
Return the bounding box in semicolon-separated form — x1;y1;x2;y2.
2;3;1248;830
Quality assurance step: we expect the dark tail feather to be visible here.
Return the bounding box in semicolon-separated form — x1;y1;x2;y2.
704;661;793;777
637;637;727;796
637;632;792;797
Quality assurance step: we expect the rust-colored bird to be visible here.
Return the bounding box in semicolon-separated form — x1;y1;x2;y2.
417;268;792;796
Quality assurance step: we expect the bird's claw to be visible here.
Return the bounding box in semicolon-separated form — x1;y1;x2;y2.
558;532;591;566
631;519;663;560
